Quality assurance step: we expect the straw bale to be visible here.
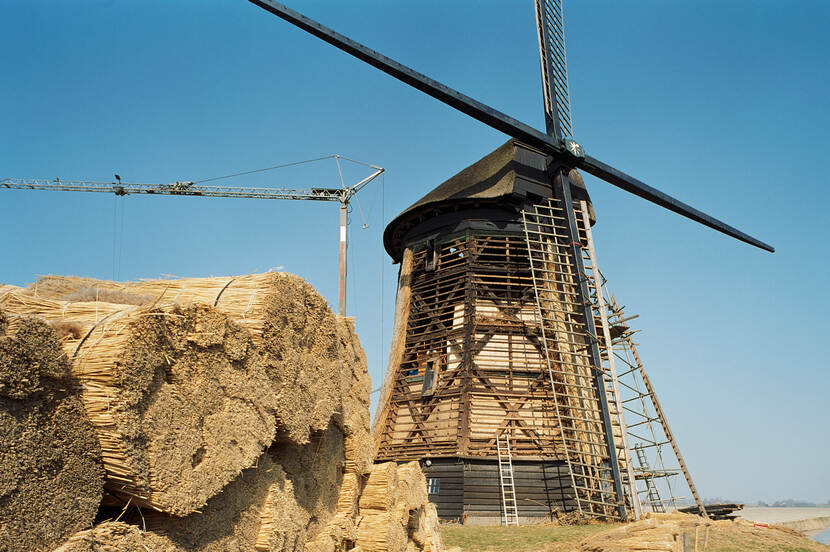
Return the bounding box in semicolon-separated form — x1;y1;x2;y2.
28;273;348;446
0;291;280;516
0;311;104;552
53;522;179;552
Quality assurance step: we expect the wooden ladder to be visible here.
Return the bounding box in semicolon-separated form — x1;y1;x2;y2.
497;433;520;526
634;444;666;513
522;199;625;520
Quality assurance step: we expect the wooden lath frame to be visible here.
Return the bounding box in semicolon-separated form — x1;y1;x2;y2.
375;230;568;462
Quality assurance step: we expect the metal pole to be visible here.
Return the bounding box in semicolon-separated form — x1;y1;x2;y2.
338;202;348;316
579;200;642;520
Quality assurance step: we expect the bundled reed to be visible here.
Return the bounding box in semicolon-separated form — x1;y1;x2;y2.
354;462;409;552
8;272;446;552
336;316;373;476
0;291;280;516
0;284;20;299
410;503;444;552
28;273;347;445
353;462;444;552
145;453;305;552
0;310;104;552
138;416;357;551
53;522;179;552
303;473;363;552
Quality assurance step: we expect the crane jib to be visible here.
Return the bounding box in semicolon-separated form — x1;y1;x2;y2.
247;0;774;253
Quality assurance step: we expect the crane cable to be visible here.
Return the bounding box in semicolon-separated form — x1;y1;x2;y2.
192;155;336;184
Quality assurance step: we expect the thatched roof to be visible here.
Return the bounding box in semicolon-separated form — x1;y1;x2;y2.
383;139;591;262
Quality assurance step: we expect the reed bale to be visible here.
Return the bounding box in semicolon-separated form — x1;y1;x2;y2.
335;316;372;476
354;463;406;552
409;504;443;552
28;273;347;446
358;462;400;512
304;473;363;552
53;522;179;552
355;510;406;552
28;275;129;301
0;311;104;552
270;418;346;545
160;417;353;552
140;422;353;551
394;462;429;516
0;284;20;301
144;452;305;552
0;291;280;516
353;462;444;552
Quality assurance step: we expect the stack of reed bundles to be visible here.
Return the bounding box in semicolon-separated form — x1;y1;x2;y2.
8;272;446;552
53;522;179;552
139;422;347;552
0;309;104;552
353;462;444;552
336;316;373;476
142;453;306;552
145;335;370;552
303;472;364;552
0;290;280;516
0;284;21;298
355;463;407;552
29;273;346;445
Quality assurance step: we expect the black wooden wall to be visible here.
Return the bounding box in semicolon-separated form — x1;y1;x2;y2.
423;458;577;523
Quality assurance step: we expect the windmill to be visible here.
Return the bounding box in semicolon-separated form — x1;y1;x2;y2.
252;0;775;523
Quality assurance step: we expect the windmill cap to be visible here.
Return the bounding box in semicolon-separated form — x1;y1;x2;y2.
383;139;594;262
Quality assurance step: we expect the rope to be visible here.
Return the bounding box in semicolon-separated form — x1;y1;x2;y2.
214;278;236;307
73;312;118;360
242;290;258;320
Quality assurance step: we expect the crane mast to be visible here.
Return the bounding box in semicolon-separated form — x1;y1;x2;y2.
1;164;384;317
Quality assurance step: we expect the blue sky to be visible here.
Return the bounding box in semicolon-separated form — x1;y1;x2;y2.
2;1;828;503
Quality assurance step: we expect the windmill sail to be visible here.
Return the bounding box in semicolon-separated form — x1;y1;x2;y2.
248;0;773;252
534;0;573;140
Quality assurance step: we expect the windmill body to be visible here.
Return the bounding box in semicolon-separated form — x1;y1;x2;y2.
374;140;622;522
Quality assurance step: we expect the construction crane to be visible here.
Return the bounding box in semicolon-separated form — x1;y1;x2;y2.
1;155;385;316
